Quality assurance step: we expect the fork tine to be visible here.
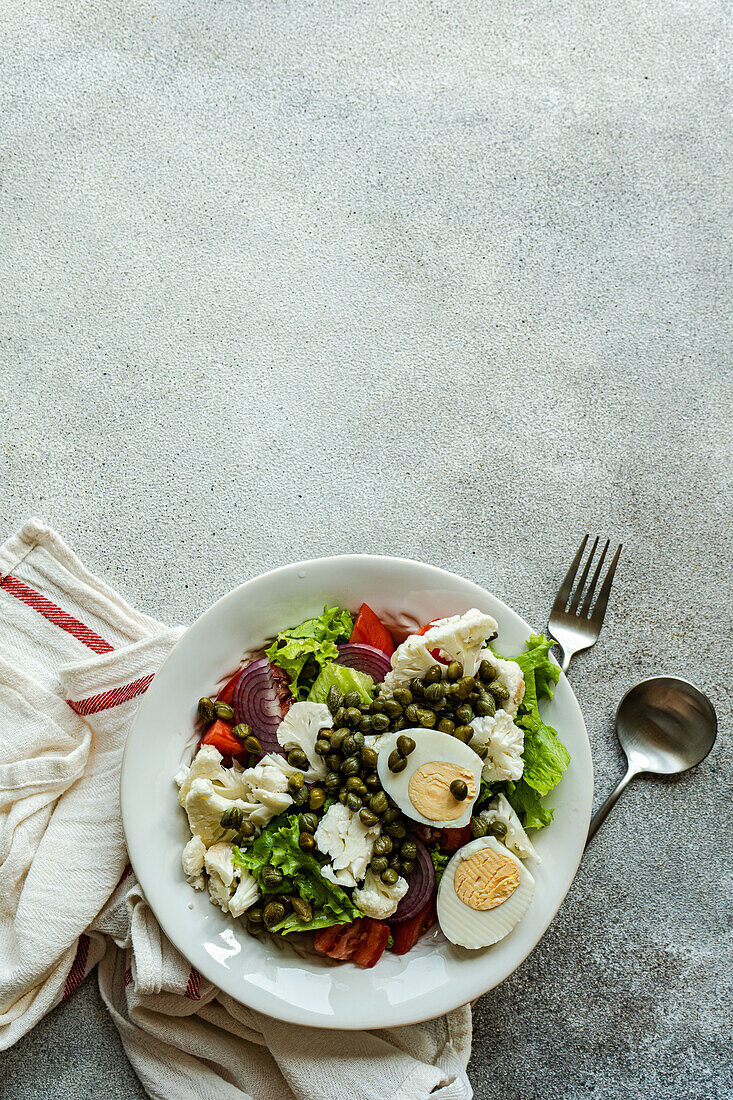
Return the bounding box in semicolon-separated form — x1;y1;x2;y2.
569;536;599;613
580;539;609;616
590;544;622;624
552;534;588;612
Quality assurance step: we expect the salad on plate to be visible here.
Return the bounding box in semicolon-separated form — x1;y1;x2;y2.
174;603;570;967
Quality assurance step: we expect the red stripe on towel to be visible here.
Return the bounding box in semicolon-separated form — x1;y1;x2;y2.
184;968;201;1000
66;673;155;716
0;575;114;654
124;967;133;987
63;933;90;1000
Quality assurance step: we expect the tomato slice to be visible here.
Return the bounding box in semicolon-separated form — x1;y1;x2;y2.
314;918;390;967
416;619;449;664
350;604;395;656
201;719;245;757
436;824;472;852
216;669;242;706
389;896;437;955
351;918;390;968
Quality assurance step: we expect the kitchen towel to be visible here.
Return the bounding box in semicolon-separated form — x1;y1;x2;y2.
0;519;472;1100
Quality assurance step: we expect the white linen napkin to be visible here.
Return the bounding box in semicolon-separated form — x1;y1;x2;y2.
0;519;472;1100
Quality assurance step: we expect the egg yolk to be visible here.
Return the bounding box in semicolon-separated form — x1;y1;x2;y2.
407;761;477;822
454;847;520;910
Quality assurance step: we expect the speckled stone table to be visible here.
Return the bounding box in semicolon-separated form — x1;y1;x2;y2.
1;1;730;1097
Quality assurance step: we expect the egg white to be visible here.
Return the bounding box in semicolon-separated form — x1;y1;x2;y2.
437;836;535;949
376;728;483;828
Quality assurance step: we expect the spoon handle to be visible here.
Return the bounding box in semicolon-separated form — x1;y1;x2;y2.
585;763;639;847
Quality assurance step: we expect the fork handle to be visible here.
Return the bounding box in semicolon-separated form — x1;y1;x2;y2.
585;763;640;847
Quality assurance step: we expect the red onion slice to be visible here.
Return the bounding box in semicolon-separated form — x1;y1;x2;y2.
389;837;435;924
336;643;392;684
233;658;290;755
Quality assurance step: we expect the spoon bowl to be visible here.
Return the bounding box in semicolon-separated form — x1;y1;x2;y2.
587;676;717;845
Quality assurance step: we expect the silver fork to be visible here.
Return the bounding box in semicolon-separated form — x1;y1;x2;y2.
548;535;622;673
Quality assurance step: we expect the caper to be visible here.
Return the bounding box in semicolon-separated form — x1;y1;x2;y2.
475;692;496;717
360;745;379;769
263;901;286;928
388;853;402;870
478;659;498;684
424;681;446;703
455;703;474;725
364;771;381;790
371;713;390;733
473;742;488;759
327;686;344;714
299;832;316;852
198;696;215;723
346;776;367;795
309;787;326;811
340;734;356;756
489;680;510;702
369;791;389;815
453;725;474;743
396;734;416;756
404;703;421;723
339;789;348;804
247;905;264;924
238;819;255;838
360;808;380;827
393;716;408;731
424;664;443;685
214;701;235;721
291;785;309;806
358;716;373;734
370;855;389;874
287;748;309;769
341;754;361;777
446;661;462;682
385;822;406;839
437;717;456;735
388;749;407;773
382;806;401;824
359;702;372;714
291;897;313;922
298;812;318;833
450;779;469;801
381;868;399;885
272;894;292;911
371;695;385;713
471;816;489;837
261;865;284;888
373;834;393;855
325;771;341;791
351;729;365;749
489;820;508;839
409;678;424;695
330;727;349;750
383;699;403;719
416;707;436;727
314;738;331;757
324;752;341;772
344;707;363;726
333;707;347;727
342;692;361;709
393;687;413;707
400;840;418;861
246;917;263;936
220;806;243;830
231;722;252;742
401;859;415;874
346;793;362;813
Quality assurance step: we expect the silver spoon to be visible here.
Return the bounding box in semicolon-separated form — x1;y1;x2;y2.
586;676;717;846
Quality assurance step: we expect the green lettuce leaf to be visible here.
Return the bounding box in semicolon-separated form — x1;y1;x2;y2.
265;606;353;699
233;813;363;933
505;779;554;830
429;847;451;884
307;662;374;705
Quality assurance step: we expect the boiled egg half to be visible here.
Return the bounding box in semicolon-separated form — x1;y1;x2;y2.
376;728;483;829
437;836;534;949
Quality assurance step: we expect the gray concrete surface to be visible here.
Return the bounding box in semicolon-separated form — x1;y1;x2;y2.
1;0;731;1097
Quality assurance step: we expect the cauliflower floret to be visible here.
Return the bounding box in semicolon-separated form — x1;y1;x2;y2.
208;870;235;913
210;758;254;801
175;744;224;806
184;777;256;847
383;608;498;689
352;869;409;919
470;712;524;782
315;802;380;888
477;652;525;716
480;794;539;862
182;835;207;884
204;842;237;886
229;869;259;917
276;702;332;778
240;755;293;826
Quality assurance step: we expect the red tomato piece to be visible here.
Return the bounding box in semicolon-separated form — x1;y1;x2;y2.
216;669;242;706
417;619;449;664
350;604;395;656
201;719;245;758
389;897;437;955
436;824;472;852
351;918;390;968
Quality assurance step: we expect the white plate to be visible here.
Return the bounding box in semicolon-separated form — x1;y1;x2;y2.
121;555;593;1029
